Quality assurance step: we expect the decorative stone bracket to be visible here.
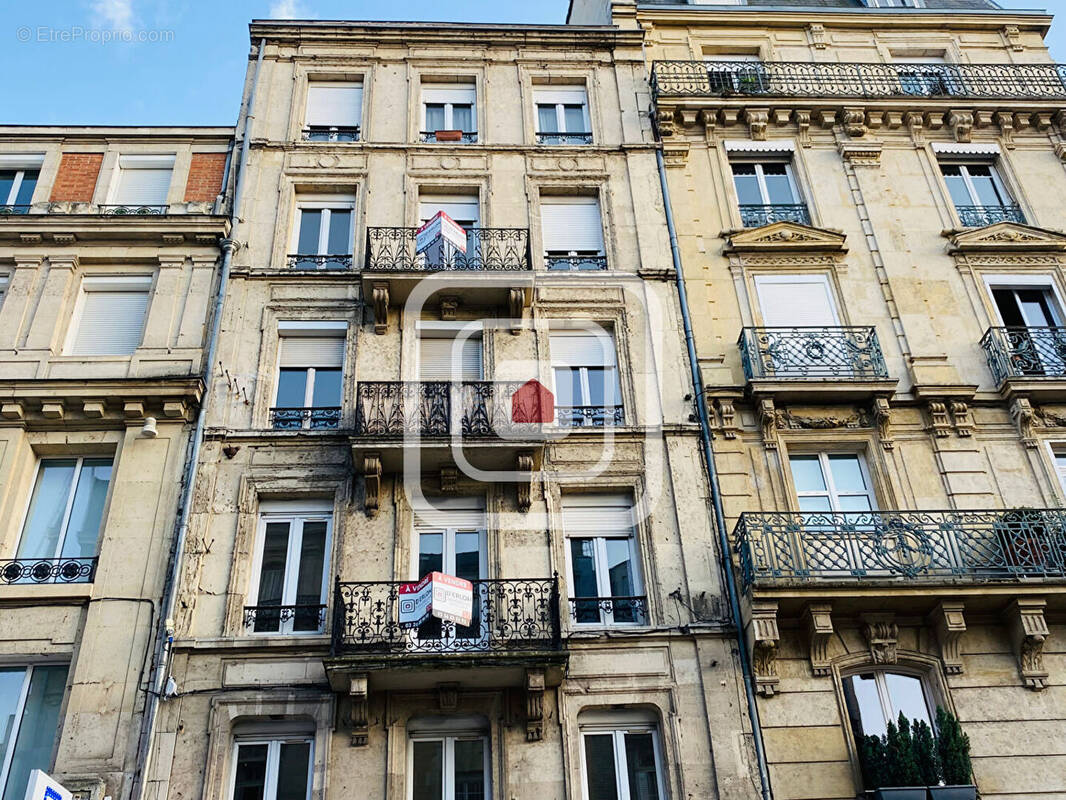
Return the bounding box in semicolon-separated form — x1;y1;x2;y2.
516;451;534;512
804;603;834;677
862;613;899;665
348;673;369;746
930;602;967;675
758;398;778;449
1012;397;1037;447
526;668;546;742
1007;598;1050;691
748;599;780;697
372;282;389;335
363;454;381;517
873;397;894;450
927;399;975;438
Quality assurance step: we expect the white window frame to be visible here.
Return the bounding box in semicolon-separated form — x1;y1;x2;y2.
939;160;1013;207
0;154;44;206
406;728;491;800
106;154;175;206
533;88;591;136
304;80;363;132
577;722;667;800
1049;443;1066;501
540;195;605;260
789;451;878;512
228;735;314;800
420;84;478;135
842;668;934;739
982;274;1066;327
730;158;801;206
247;501;333;636
0;274;9;307
63;275;153;357
274;321;347;427
0;664;67;798
290;196;356;256
14;457;113;561
549;330;621;420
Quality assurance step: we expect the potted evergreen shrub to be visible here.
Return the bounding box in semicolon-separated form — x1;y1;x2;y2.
868;713;927;800
928;707;976;800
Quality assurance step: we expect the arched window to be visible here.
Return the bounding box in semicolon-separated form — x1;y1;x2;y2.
842;670;932;740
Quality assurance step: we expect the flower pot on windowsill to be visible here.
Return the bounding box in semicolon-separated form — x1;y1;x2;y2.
872;789;927;800
927;786;977;800
434;129;463;142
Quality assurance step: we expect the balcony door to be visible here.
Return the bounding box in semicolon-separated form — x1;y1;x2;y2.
990;282;1066;376
418;194;481;265
754;275;842;376
418;328;484;434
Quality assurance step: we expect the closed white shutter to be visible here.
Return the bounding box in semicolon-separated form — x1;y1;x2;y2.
541;197;604;253
70;289;150;355
533;88;588;106
550;332;616;367
413;495;486;528
279;335;345;368
421;85;477;104
419;336;483;380
755;276;839;327
306;83;363;127
115;156;174;205
418;196;480;227
562;494;634;535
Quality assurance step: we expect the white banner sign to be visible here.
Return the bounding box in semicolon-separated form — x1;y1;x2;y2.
24;771;72;800
415;211;467;255
398;572;474;628
398;573;433;628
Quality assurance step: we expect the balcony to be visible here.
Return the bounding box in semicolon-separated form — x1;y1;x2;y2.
270;407;342;430
418;131;478;144
243;604;328;634
556;405;624;428
545;253;608;272
96;204;169;215
285;254;354;271
536;132;594;145
955;204;1026;228
739;204;811;228
302;125;360;142
1;557;98;585
981;326;1066;400
568;595;648;627
365;227;530;273
739;326;896;401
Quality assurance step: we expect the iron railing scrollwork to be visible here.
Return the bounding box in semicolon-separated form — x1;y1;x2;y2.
734;509;1066;590
954;204;1026;227
555;405;624;428
739;326;889;381
97;204;168;215
270;407;342;430
0;204;31;215
365;227;531;272
331;576;561;655
981;326;1066;383
1;557;98;585
545;254;609;272
651;60;1066;101
418;131;479;144
568;595;647;626
243;604;328;633
536;132;594;145
285;254;354;270
302;126;361;142
355;381;535;437
739;204;811;228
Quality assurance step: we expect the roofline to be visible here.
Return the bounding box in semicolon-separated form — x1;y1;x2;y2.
0;125;235;141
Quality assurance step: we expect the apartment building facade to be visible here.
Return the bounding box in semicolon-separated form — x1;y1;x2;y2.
567;0;1066;797
140;20;762;800
0;127;231;800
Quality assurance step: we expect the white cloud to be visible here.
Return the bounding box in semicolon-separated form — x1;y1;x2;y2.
268;0;315;19
92;0;136;31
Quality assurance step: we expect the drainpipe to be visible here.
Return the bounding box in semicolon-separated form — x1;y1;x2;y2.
655;147;774;800
128;37;266;800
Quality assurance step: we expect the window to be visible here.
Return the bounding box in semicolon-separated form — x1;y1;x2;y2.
579;710;665;800
987;281;1066;377
755;274;839;328
893;58;951;96
408;717;489;800
290;197;354;269
418;329;483;381
550;331;622;427
1053;447;1066;497
0;157;41;212
704;54;767;94
67;276;152;356
273;322;346;429
534;87;591;145
418;194;481;262
304;81;362;141
0;275;9;307
231;733;312;800
0;666;68;800
863;0;922;7
421;82;477;143
563;494;645;626
109;155;174;209
730;158;807;227
939;161;1021;226
248;503;332;634
789;452;876;513
843;671;931;741
541;196;606;271
991;284;1063;329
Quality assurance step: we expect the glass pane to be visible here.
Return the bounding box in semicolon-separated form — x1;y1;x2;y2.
553;367;578;408
232;743;269;800
797;496;833;512
454;739;486;800
885;673;930;726
310;368;342;408
583;734;619;800
425;104;446;131
276;369;309;409
454;532;482;581
276;742;311;800
564;105;585;132
941;165;973;207
60;459;112;560
537;105;557;132
837;495;873;512
731;163;762;205
789;455;827;493
255;522;290;632
419;532;444;578
843;673;887;739
452;104;473;132
1;665;68;800
761;163;796;205
0;172;14;205
624;733;660;800
0;669;28;788
296;209;322;254
828;455;867;494
1017;289;1060;327
411;740;444;800
16;460;77;560
15;171;39;205
326;210;351;254
294;521;327;631
966;165;1007;206
605;539;637;623
569;538;601;623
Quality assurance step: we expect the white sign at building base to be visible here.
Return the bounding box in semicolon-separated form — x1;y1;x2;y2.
24;771;72;800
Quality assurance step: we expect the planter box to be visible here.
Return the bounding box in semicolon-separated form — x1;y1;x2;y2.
873;790;926;800
927;787;977;800
433;129;463;142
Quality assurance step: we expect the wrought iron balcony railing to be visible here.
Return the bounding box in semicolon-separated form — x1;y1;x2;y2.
97;204;168;215
285;254;354;270
556;405;624;428
418;131;479;144
651;60;1066;101
0;204;31;214
954;204;1026;227
735;509;1066;591
739;326;889;381
1;557;98;585
568;595;648;626
302;125;361;142
739;204;811;228
270;407;342;430
355;381;533;438
545;254;609;272
981;326;1066;384
536;132;594;145
365;227;531;272
331;576;561;655
244;604;328;634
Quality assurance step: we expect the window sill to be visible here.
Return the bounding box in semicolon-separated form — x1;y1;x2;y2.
0;582;93;603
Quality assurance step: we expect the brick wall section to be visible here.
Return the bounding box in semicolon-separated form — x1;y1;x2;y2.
183;152;227;202
49;153;104;202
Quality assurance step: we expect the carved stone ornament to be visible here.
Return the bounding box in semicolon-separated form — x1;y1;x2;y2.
1034;405;1066;430
807;23;827;49
775;407;871;431
654;110;676;138
996;110;1016;148
1004;24;1024;52
873;397;894;450
928;401;952;438
1012;397;1037;447
372;282;389;335
951;401;975;437
745;108;770;141
948;222;1066;254
526;669;546;742
438;682;459;711
724;221;847;254
349;674;369;747
363;454;382;517
516;451;534;513
930;602;967;675
862;613;899;665
804;603;834;677
440;467;458;494
509;287;525;333
794;109;812;148
947;110;974;143
838;141;883;168
440;296;459;321
1007;598;1050;691
715;398;739;440
759;398;778;449
749;599;780;697
840;107;867;138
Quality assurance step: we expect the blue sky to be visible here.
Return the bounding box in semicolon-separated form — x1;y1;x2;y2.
2;0;1061;126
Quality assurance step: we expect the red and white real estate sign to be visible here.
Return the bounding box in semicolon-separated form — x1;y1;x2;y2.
398;571;474;628
415;211;467;254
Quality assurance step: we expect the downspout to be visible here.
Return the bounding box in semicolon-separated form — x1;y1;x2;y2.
129;37;267;800
654;147;774;800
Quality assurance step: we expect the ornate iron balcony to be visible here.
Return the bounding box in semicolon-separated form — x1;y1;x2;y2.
418;131;479;144
739;326;889;381
331;576;561;655
545;254;608;272
556;405;624;428
302;125;360;142
954;204;1025;227
270;407;342;430
651;60;1066;101
244;604;327;634
536;132;594;145
97;204;168;215
568;595;647;626
735;509;1066;591
285;254;354;270
1;557;98;584
981;326;1066;384
739;204;811;228
365;227;531;272
0;204;31;214
355;381;532;438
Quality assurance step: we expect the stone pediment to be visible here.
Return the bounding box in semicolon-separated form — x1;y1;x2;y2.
724;221;847;254
947;222;1066;254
